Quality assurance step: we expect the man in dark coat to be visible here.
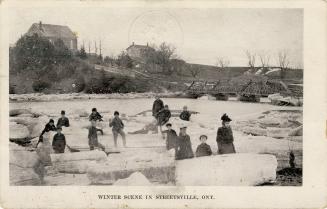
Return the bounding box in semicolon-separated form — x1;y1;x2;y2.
52;127;66;153
88;121;105;151
195;135;212;157
161;123;178;151
157;105;171;126
152;96;164;119
89;108;103;121
57;110;70;128
216;114;236;154
179;106;191;121
176;126;194;160
109;111;126;148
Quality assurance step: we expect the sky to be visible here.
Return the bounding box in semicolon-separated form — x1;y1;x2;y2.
8;7;303;67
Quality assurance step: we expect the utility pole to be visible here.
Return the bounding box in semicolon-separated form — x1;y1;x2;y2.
99;39;102;57
88;41;91;54
94;40;97;55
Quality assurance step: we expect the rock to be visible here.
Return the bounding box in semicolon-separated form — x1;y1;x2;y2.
175;153;277;186
9;122;30;141
289;125;303;136
114;172;152;186
242;126;267;136
266;128;291;138
51;150;107;163
9;143;44;185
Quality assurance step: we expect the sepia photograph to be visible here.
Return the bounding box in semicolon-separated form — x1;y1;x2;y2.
6;6;305;187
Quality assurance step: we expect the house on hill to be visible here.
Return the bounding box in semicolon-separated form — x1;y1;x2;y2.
25;21;78;51
126;42;155;61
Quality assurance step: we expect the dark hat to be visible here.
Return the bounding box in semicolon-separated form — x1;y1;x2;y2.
166;123;172;127
61;110;65;115
92;108;97;112
199;135;208;140
221;113;232;122
114;111;119;115
49;119;54;123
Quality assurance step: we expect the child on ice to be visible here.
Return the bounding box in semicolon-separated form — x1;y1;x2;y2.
161;123;178;151
195;135;212;157
109;111;126;148
176;126;194;160
88;120;105;151
56;110;70;128
52;127;66;153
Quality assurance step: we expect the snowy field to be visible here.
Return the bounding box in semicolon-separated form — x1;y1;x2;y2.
9;96;303;186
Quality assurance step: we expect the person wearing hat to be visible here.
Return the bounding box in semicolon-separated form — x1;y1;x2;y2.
179;106;191;121
216;113;236;154
56;110;70;129
52;127;66;153
176;126;194;160
195;135;212;157
88;120;106;151
161;123;178;151
152;95;164;119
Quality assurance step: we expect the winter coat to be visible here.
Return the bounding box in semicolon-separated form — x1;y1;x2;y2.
109;117;124;131
88;126;99;146
216;126;236;154
176;134;194;160
195;143;212;157
152;99;164;117
52;133;66;153
180;111;191;121
57;117;70;128
157;109;171;126
40;123;56;136
162;129;178;150
89;112;103;121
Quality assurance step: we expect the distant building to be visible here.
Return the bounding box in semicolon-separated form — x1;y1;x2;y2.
126;42;155;61
25;21;78;51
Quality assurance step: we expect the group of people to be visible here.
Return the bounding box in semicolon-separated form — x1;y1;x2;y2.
37;96;236;160
152;96;236;160
38;108;127;153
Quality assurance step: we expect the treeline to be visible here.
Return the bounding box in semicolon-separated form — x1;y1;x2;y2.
9;34;152;94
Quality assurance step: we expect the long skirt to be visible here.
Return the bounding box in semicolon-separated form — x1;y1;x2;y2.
217;142;236;154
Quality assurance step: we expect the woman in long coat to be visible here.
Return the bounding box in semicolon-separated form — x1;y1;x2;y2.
176;126;194;160
216;114;236;154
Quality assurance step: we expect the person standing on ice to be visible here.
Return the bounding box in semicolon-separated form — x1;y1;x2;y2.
216;114;236;154
195;135;212;157
176;126;194;160
152;95;164;133
89;108;104;135
52;127;66;153
179;106;191;121
161;123;178;151
157;105;171;132
109;111;126;148
56;110;70;129
36;119;57;147
88;120;105;151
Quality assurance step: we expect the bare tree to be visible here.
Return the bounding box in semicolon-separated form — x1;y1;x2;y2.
216;56;230;71
188;65;201;78
258;52;270;74
277;50;290;79
245;50;256;72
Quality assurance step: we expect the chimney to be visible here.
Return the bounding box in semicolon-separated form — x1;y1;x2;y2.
39;21;43;31
132;41;134;46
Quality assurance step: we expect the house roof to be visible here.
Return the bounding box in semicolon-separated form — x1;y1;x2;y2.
26;23;76;39
126;44;154;51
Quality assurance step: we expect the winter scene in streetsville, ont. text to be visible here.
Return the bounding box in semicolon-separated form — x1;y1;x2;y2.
9;8;303;186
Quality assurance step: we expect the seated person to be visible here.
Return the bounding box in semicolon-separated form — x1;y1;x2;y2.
179;106;191;121
195;135;212;157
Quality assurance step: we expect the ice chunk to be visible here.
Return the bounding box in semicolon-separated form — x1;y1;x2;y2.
242;126;267;136
50;150;107;163
113;172;152;186
266;127;291;138
289;125;303;136
10;123;30;141
175;153;277;186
